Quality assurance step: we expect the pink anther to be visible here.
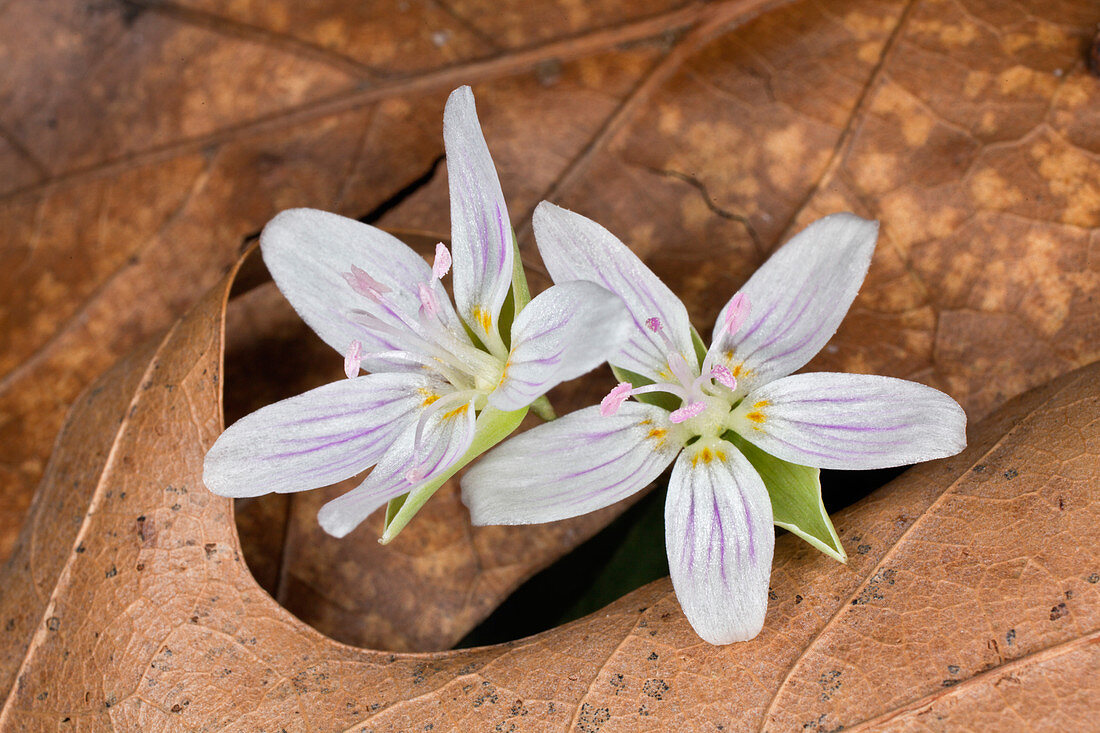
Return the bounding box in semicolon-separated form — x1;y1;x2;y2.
344;340;363;380
710;364;737;390
418;282;439;317
669;400;706;424
432;242;452;280
599;382;635;417
645;317;663;333
344;266;391;302
723;292;750;336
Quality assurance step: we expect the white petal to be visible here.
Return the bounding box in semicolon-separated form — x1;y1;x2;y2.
708;213;878;395
260;208;463;371
533;202;695;382
444;86;514;345
665;441;774;645
490;281;631;411
317;394;478;537
730;372;967;470
203;373;441;498
461;403;681;525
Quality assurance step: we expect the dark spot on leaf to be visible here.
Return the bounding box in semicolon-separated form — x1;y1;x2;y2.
768;589;778;600
794;594;803;604
857;544;871;555
105;565;117;578
204;543;217;557
1006;628;1016;645
1003;468;1018;479
75;543;85;554
852;568;897;605
609;673;625;694
642;678;669;700
972;464;986;473
818;670;842;701
171;704;182;713
4;619;14;631
46;617;60;631
1088;573;1099;584
947;665;960;674
577;702;610;731
942;679;959;687
36;691;47;700
647;651;658;660
135;563;144;571
1050;602;1068;621
1065;589;1073;599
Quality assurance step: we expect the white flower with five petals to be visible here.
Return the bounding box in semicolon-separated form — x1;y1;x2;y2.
461;203;967;645
203;89;630;541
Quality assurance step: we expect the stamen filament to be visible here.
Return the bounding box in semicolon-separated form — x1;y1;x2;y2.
343;340;362;379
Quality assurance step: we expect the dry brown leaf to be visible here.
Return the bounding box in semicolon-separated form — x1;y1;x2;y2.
1;238;1097;730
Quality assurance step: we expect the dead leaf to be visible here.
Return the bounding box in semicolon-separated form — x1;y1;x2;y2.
0;237;1097;730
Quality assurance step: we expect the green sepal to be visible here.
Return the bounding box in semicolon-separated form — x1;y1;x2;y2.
380;404;529;544
529;394;556;421
725;432;847;562
495;229;532;349
689;325;709;369
609;365;680;413
383;494;407;532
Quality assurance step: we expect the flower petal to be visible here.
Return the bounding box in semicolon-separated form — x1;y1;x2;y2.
708;213;878;395
730;372;967;470
203;373;442;498
490;281;631;412
260;208;463;371
665;441;775;645
317;394;478;537
461;403;680;525
533;202;695;382
444;86;514;346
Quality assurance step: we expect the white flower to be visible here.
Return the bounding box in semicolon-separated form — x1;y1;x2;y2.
203;89;629;541
461;204;967;645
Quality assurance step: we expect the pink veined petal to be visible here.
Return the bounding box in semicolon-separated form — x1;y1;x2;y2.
443;86;514;346
490;281;631;412
461;403;681;525
202;372;445;498
317;394;478;538
707;213;879;396
665;441;774;645
729;372;967;470
532;202;696;382
260;208;463;372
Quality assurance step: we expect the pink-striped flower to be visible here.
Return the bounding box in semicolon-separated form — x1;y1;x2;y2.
203;89;629;540
462;204;966;645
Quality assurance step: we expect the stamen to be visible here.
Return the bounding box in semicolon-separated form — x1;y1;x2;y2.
710;364;737;390
344;266;391;302
432;242;452;279
723;292;750;336
418;282;439;318
645;317;663;333
600;382;634;416
667;353;697;390
343;340;362;380
645;315;681;355
669;400;706;424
